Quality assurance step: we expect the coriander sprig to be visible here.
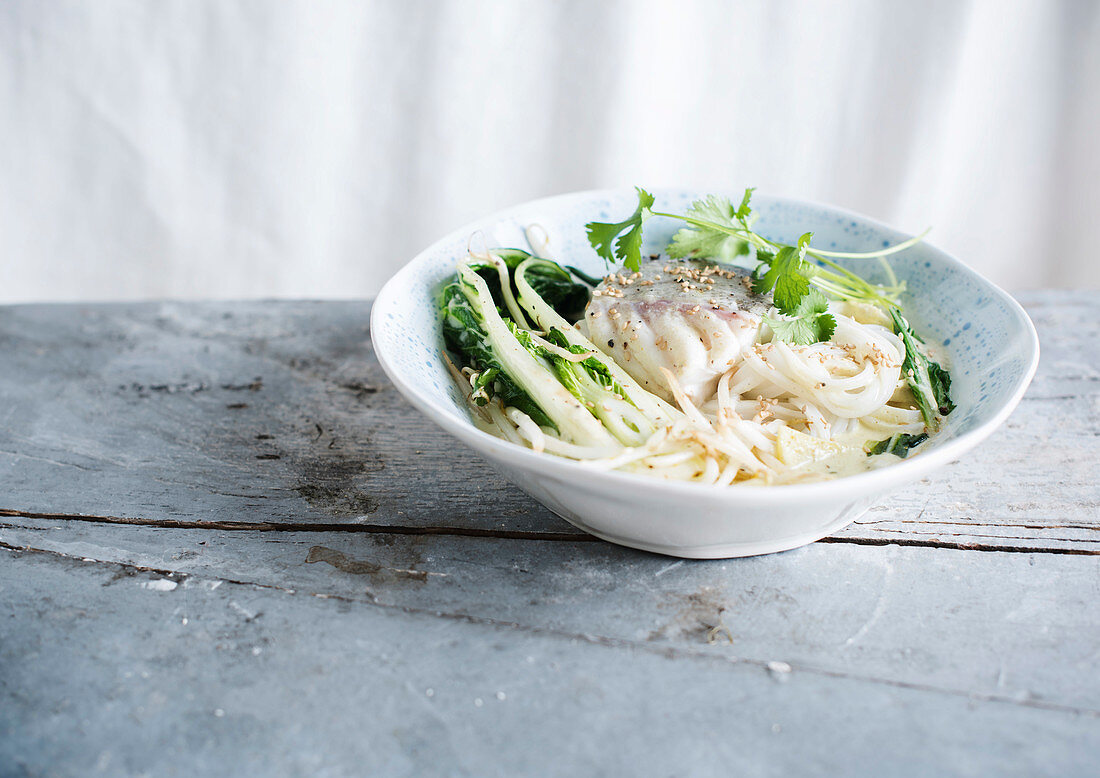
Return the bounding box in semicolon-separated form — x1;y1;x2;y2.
584;188;655;269
585;187;923;345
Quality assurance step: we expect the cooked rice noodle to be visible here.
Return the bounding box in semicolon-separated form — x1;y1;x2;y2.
449;252;930;484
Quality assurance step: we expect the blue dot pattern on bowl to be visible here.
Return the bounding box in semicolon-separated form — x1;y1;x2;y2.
374;190;1033;450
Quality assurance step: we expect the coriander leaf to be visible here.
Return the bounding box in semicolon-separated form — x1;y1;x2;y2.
750;250;775;294
764;314;814;346
734;187;755;221
766;288;836;345
667;194;751;261
773;262;810;311
667;226;750;261
865;433;929;458
752;233;815;312
586;186;913;314
684;194;739;226
585;221;626;264
584;187;655;271
751;246;787;297
753;242;810;311
794;231;813;256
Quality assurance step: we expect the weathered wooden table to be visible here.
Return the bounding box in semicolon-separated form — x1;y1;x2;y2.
1;294;1097;776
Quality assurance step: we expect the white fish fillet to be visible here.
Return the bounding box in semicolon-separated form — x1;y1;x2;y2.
584;258;768;405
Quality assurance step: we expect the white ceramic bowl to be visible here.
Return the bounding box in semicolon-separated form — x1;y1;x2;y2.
371;189;1039;558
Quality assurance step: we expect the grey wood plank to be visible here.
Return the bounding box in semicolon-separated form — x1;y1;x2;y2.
3;516;1098;712
0;301;564;533
2;545;1097;778
0;294;1095;549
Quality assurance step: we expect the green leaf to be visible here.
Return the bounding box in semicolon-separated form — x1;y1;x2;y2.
680;191;755;229
564;265;603;287
773;265;810;311
751;248;784;297
584;187;655;271
439;281;556;429
865;433;929;458
667;194;751;261
753;241;809;310
684;194;739;226
543;328;634;406
750;250;775;294
462;249;532;313
766;288;836;345
585;184;912;319
752;233;816;315
734;187;755;221
890;309;954;427
667;227;750;261
928;361;955;415
522;262;591;321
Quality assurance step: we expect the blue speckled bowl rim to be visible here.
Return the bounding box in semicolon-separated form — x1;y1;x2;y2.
371;188;1040;501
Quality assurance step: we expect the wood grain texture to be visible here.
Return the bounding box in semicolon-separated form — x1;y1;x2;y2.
1;294;1098;775
0;294;1095;549
2;545;1097;778
3;516;1098;711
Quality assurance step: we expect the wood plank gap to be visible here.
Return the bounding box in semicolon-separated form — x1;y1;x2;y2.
819;536;1100;556
858;518;1100;532
5;508;1098;555
0;508;596;543
853;527;1100;544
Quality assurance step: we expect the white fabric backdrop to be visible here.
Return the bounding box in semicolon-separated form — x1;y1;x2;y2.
1;0;1097;303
